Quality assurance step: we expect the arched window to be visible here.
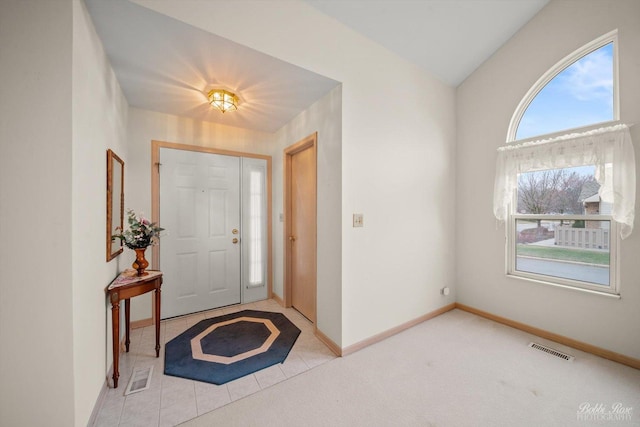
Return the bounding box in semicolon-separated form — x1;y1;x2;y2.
507;31;618;142
494;30;636;296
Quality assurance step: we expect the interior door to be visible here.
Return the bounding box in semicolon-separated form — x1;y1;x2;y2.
287;137;317;322
160;148;241;318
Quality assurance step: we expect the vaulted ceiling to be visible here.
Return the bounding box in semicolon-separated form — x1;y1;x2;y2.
305;0;549;86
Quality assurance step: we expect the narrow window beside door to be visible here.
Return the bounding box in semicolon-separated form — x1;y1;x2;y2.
241;157;268;303
249;170;264;286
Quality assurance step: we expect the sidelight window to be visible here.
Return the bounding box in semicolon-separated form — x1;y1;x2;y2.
242;158;268;291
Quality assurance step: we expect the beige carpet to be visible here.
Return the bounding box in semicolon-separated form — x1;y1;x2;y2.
182;309;639;426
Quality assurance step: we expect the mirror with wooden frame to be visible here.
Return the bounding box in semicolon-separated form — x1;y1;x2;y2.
106;149;124;261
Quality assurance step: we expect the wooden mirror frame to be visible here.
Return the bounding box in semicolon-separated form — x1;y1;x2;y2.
107;149;124;261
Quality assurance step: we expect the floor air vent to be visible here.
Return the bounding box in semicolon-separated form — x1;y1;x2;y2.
528;342;575;361
124;366;154;395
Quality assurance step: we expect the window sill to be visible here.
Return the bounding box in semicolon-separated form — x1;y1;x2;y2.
506;273;621;299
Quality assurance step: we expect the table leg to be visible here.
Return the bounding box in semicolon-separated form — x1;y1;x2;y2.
155;287;161;357
111;298;120;388
125;298;130;352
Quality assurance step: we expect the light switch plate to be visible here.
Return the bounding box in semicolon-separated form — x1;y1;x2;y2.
353;213;363;227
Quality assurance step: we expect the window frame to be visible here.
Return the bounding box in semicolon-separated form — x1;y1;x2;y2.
504;31;622;296
507;212;620;296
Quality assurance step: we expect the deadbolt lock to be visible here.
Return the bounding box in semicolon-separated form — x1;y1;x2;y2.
232;229;239;234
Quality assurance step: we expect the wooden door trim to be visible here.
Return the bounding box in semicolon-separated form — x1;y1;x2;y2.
283;133;317;323
151;140;273;304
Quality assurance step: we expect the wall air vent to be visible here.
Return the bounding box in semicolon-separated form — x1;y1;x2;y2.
528;342;575;361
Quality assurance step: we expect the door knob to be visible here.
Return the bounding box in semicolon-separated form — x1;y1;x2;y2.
288;236;296;242
232;238;239;244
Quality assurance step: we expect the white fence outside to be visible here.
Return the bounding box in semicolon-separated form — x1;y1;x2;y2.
554;226;609;250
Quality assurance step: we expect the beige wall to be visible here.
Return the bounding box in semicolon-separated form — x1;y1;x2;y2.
273;85;343;344
0;1;75;426
72;0;129;424
133;0;457;348
456;0;640;358
1;1;131;424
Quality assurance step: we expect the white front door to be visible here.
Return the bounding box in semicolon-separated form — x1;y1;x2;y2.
160;148;241;319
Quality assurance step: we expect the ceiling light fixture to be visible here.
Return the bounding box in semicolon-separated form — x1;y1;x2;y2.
207;89;238;113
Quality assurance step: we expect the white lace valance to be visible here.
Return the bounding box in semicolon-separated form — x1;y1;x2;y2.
493;124;636;239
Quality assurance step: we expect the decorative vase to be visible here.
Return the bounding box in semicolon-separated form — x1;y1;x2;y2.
132;247;149;276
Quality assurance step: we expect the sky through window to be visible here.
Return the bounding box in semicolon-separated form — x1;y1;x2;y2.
516;43;614;140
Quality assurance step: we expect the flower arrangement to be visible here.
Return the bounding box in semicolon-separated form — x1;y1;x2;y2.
113;209;164;249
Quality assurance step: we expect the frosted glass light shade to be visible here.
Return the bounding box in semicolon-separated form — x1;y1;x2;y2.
208;89;238;113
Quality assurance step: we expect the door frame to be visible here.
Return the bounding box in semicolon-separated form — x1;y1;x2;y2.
151;140;273;309
283;133;317;323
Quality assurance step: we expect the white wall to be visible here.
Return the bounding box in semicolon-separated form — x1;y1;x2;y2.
71;0;129;424
273;85;343;344
0;1;75;426
133;0;457;349
126;108;274;320
456;0;640;358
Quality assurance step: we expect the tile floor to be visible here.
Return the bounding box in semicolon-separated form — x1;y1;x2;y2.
92;299;337;427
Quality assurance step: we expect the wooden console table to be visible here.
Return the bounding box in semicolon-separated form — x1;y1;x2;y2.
106;269;163;388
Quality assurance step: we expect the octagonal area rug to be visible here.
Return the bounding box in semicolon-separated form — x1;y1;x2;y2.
164;310;301;385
